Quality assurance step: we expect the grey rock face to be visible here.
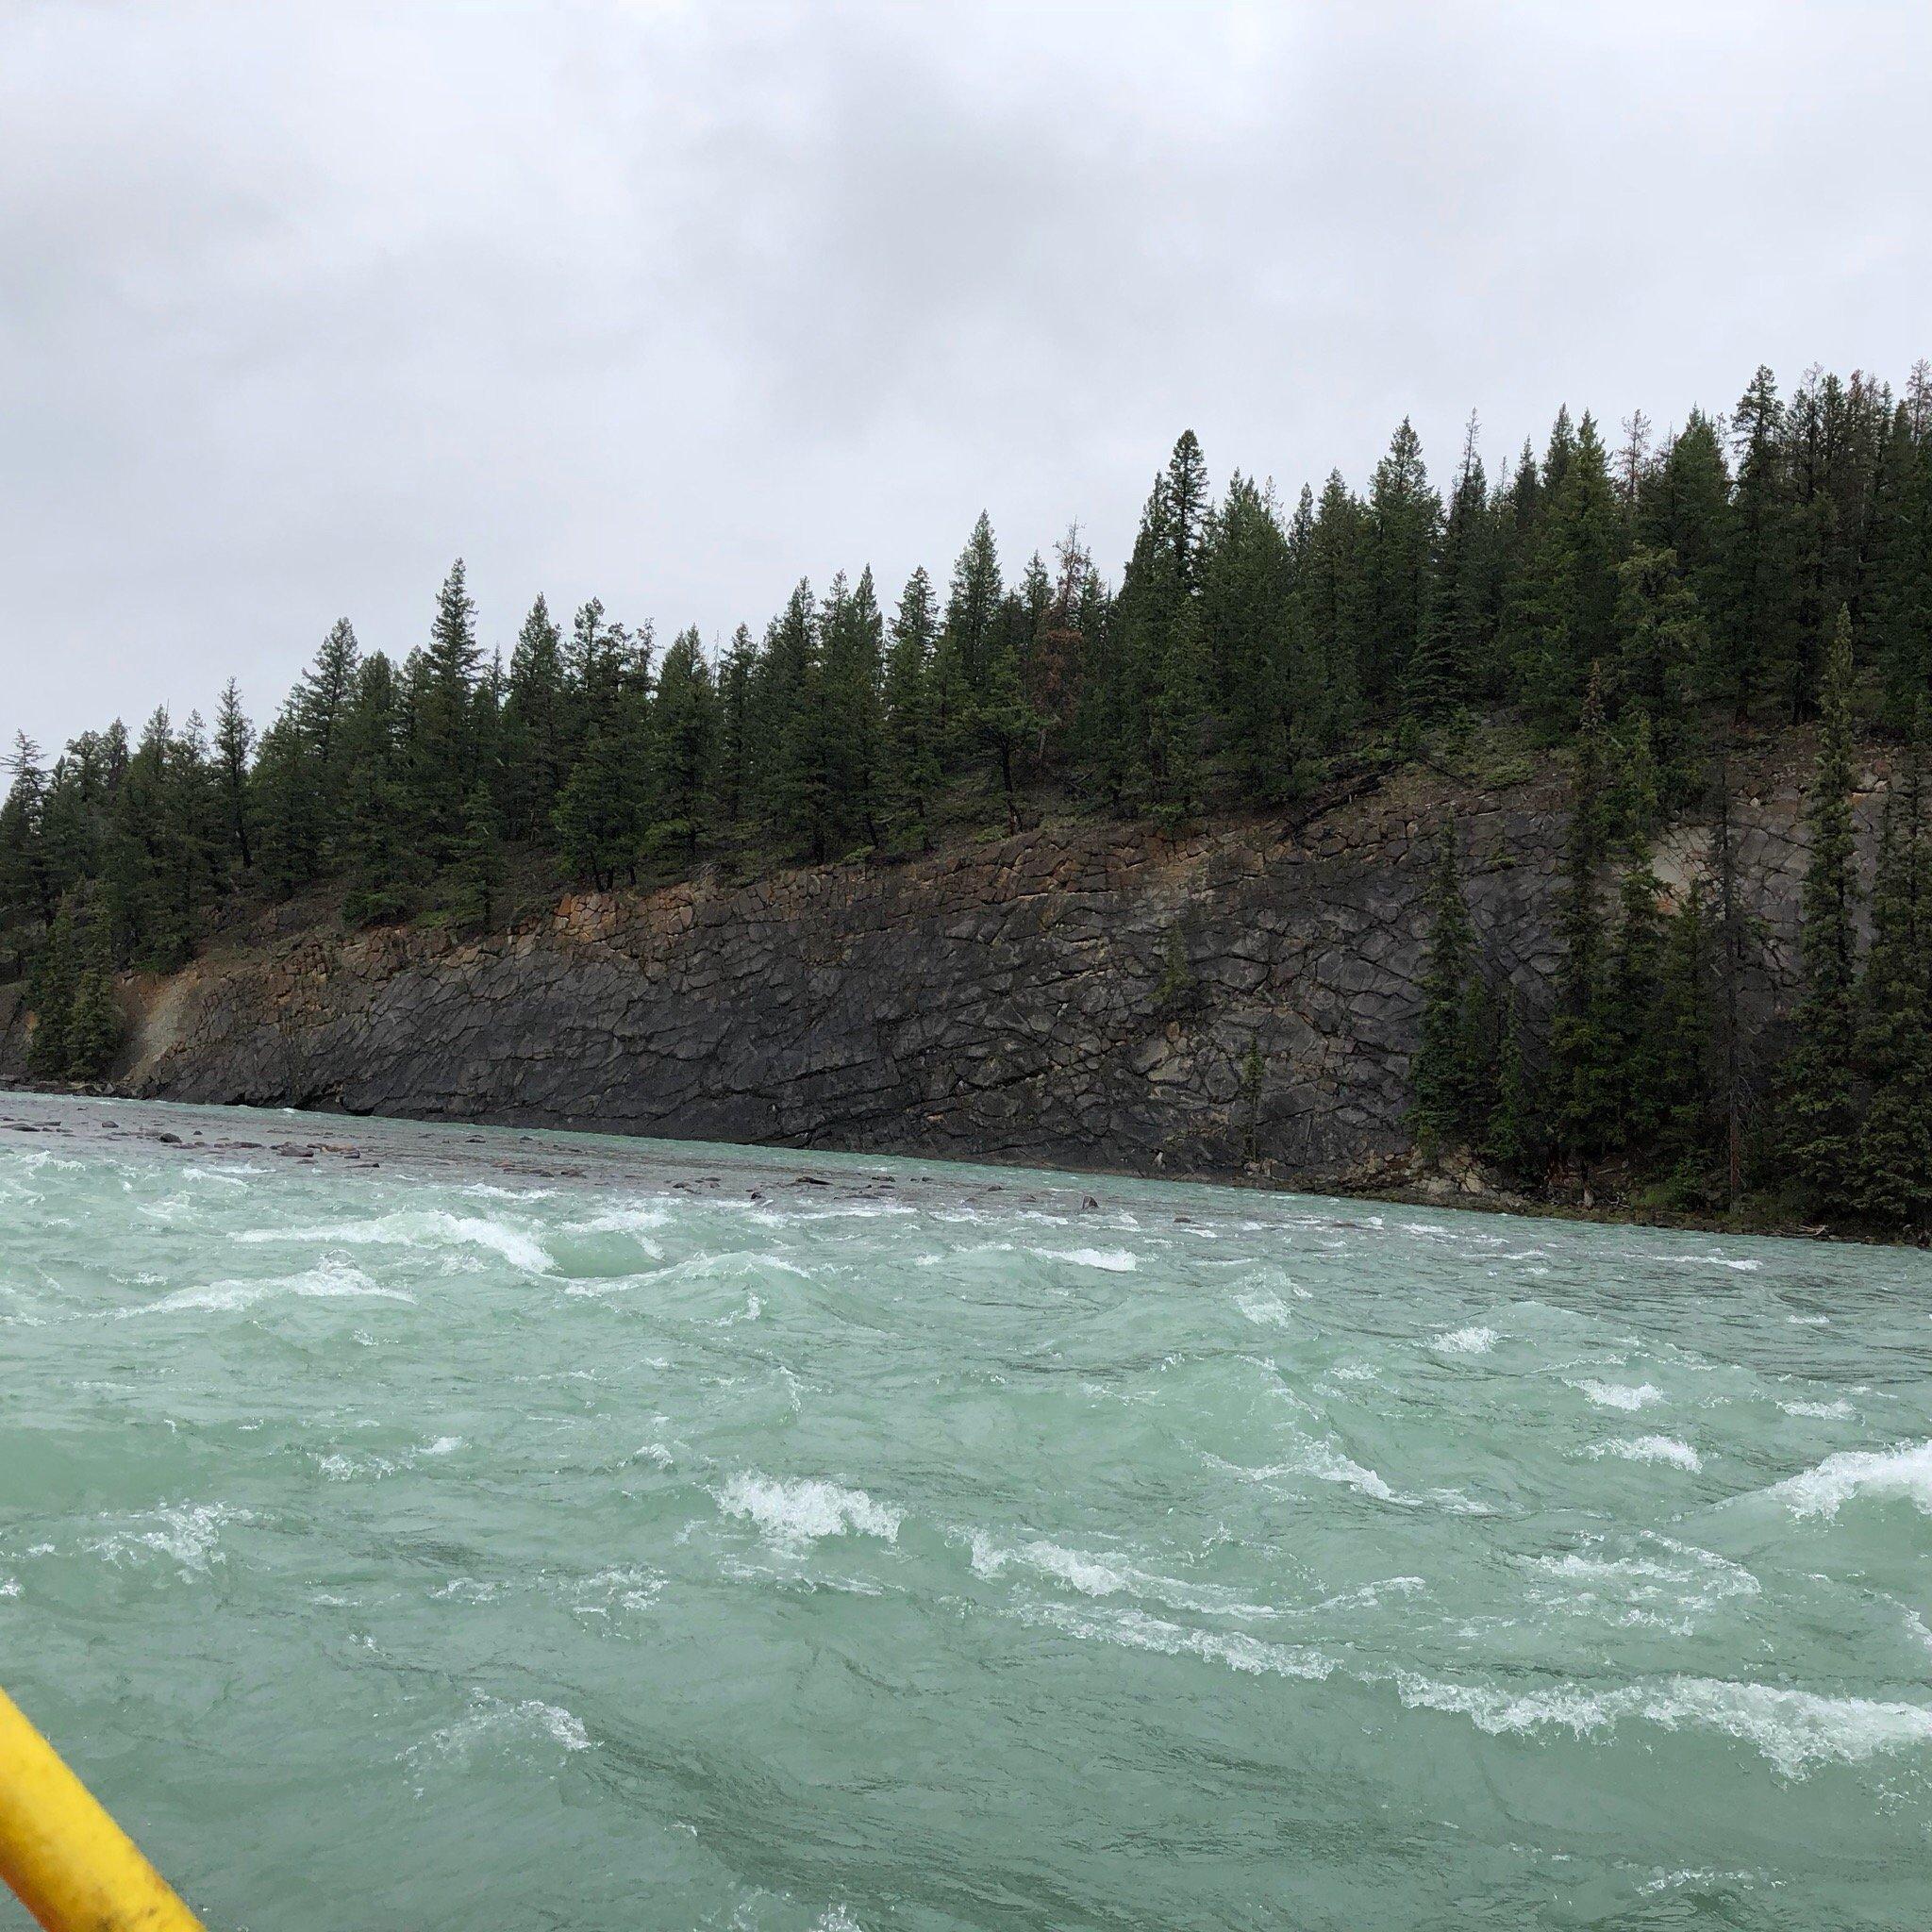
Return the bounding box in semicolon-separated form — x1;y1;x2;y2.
0;769;1837;1184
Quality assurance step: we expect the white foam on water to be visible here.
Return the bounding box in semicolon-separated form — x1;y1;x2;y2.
971;1532;1124;1598
1522;1538;1759;1631
967;1532;1273;1617
683;1251;809;1281
1041;1248;1139;1273
1570;1380;1664;1411
462;1183;558;1201
915;1241;1017;1267
1777;1397;1855;1420
745;1201;917;1225
1434;1325;1497;1356
1636;1868;1765;1900
716;1473;902;1548
1786;1312;1830;1326
430;1577;500;1602
89;1502;246;1576
1769;1440;1932;1519
1021;1597;1335;1682
1387;1671;1932;1775
419;1435;463;1457
236;1210;554;1273
573;1565;663;1615
1391;1672;1614;1739
1300;1440;1398;1500
0;1578;20;1599
1235;1290;1297;1327
411;1691;591;1770
1206;1441;1470;1513
576;1205;673;1234
1298;1575;1428;1617
115;1258;412;1319
558;1273;662;1299
1588;1435;1702;1472
1653;1679;1932;1776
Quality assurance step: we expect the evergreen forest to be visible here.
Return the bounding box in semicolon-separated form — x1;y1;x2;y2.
7;360;1932;1228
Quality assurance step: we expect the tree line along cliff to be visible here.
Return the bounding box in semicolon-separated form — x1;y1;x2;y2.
4;358;1931;1227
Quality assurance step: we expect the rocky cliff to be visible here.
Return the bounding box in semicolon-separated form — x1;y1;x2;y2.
0;758;1839;1186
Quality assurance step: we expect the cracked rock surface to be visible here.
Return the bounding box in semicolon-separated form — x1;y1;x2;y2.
0;763;1855;1185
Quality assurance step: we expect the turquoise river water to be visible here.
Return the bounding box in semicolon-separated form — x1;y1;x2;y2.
2;1093;1931;1929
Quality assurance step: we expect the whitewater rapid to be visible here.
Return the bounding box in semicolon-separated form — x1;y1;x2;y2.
3;1093;1930;1929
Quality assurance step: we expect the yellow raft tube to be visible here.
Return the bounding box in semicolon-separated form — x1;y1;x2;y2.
0;1684;203;1931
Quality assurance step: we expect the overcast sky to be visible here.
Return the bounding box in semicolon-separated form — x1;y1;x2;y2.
3;0;1928;753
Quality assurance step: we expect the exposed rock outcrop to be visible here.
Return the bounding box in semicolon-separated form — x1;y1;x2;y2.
0;759;1841;1185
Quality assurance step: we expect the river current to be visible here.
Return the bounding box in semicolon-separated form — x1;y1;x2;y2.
2;1094;1930;1928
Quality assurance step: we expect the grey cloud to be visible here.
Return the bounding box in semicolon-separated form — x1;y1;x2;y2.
3;0;1928;750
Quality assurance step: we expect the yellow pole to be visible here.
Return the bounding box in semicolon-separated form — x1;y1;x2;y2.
0;1684;204;1932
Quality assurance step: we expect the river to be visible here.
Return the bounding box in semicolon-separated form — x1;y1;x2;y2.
3;1093;1929;1928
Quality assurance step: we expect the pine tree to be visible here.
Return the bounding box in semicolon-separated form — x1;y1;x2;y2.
1639;411;1732;587
1402;414;1491;733
212;679;255;874
1548;670;1618;1173
1611;545;1706;793
649;625;718;856
1162;431;1212;592
500;596;568;839
411;560;482;858
741;582;838;863
250;709;314;896
339;654;418;925
1607;711;1662;852
27;898;79;1078
1144;581;1208;828
1204;475;1296;792
1363;418;1440;712
64;912;124;1078
1604;855;1668;1157
1110;437;1212;826
974;597;1040;835
713;624;757;837
1411;826;1480;1149
1484;991;1542;1179
296;619;362;769
0;733;55;930
1028;526;1096;761
1722;366;1798;715
1302;472;1368;741
1707;743;1753;1204
881;569;941;848
820;569;884;849
1650;889;1715;1182
1514;412;1624;730
1855;708;1932;1224
552;724;635;891
450;784;503;930
1782;608;1863;1209
942;514;1004;694
1874;408;1932;724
